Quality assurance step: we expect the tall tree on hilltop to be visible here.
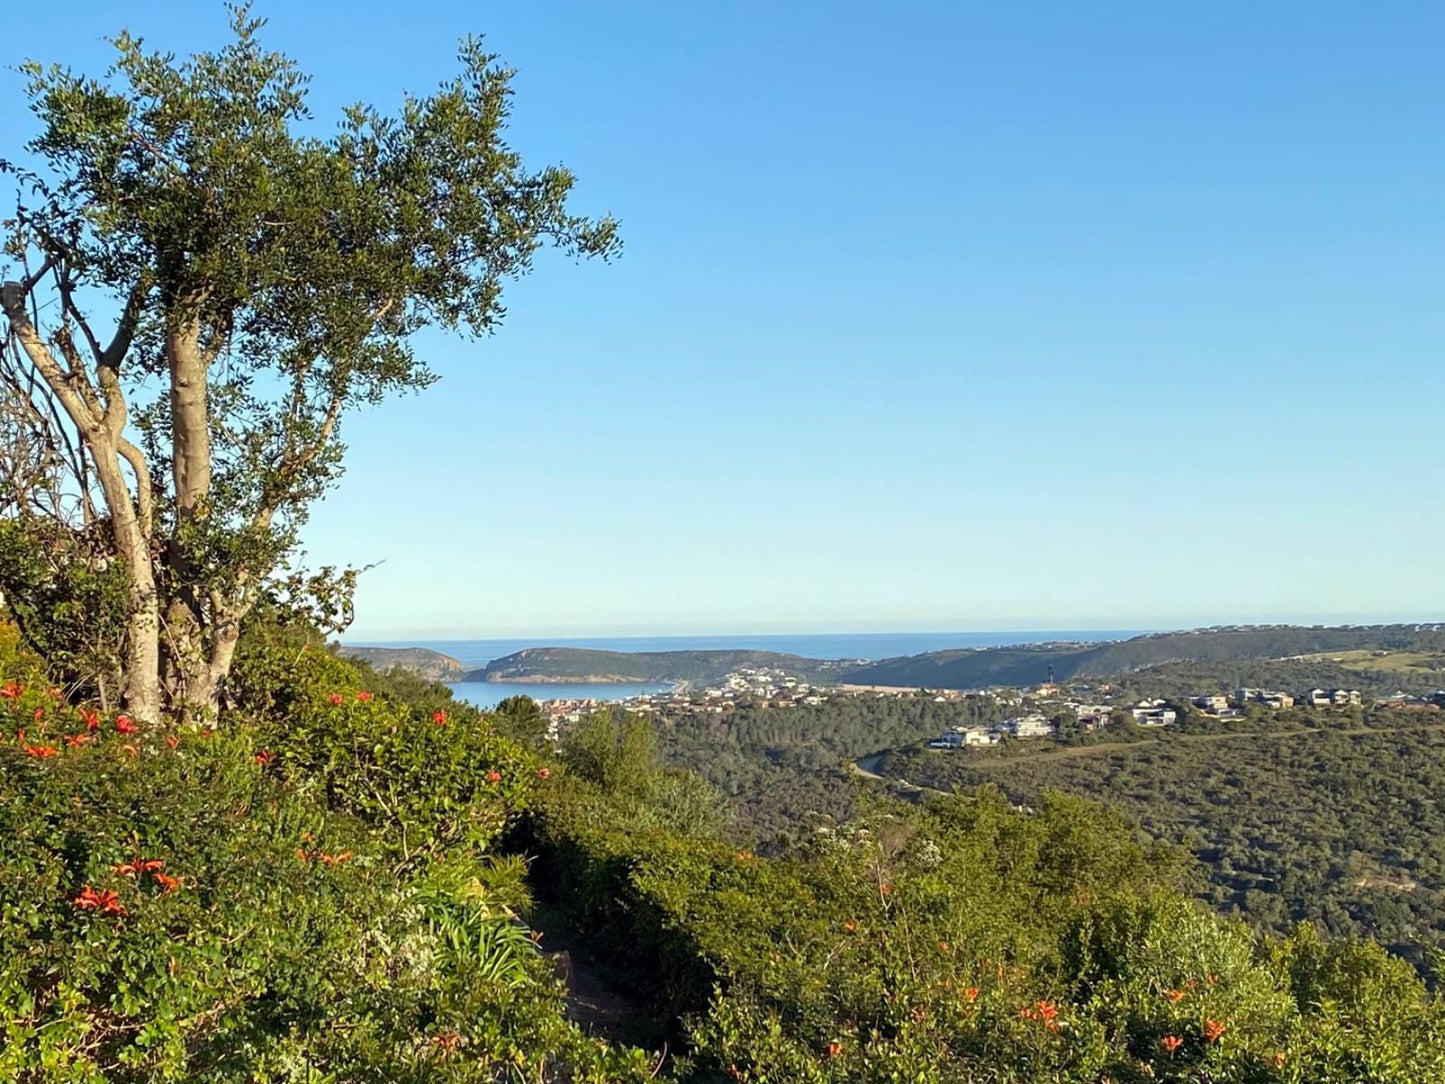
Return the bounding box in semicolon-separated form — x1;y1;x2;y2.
0;6;618;723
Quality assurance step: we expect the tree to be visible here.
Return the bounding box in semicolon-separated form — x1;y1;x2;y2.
0;7;618;723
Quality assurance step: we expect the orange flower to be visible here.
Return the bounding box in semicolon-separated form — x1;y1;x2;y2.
80;708;100;732
735;849;755;862
1166;988;1186;1004
1272;1051;1286;1068
963;986;979;1003
32;707;43;722
431;1031;462;1056
1161;1035;1183;1054
47;688;61;700
121;743;138;756
74;886;125;915
22;744;59;758
0;680;21;699
1203;1019;1226;1044
486;770;502;784
537;767;550;779
254;750;274;765
319;851;352;865
115;715;137;735
328;693;344;706
432;710;447;726
1035;1000;1058;1024
152;872;181;893
64;733;90;748
115;857;166;883
843;919;858;933
879;883;894;895
356;691;373;702
827;1040;841;1057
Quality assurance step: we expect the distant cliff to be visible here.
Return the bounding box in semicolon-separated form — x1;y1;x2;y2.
338;645;468;682
465;647;843;687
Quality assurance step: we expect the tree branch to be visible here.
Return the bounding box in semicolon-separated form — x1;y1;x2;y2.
116;437;154;540
1;280;101;436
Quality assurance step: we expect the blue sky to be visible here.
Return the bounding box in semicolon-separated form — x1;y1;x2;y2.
6;3;1444;637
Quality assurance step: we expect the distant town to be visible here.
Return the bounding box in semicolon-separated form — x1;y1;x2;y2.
523;664;1445;746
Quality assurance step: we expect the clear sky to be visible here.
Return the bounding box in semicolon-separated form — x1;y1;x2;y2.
6;3;1444;637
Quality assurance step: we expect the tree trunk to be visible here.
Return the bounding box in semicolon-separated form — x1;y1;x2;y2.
2;281;163;725
162;321;221;719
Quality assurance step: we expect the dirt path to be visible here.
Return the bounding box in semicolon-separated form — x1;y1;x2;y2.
533;917;669;1055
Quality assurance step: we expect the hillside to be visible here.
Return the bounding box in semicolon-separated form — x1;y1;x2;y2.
466;646;843;686
337;645;468;681
842;624;1445;689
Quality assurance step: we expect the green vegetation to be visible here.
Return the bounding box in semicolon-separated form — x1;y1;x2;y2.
467;647;842;686
338;645;468;682
2;9;1443;1081
842;625;1445;690
877;720;1445;970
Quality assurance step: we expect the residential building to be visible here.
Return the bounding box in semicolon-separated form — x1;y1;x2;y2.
1131;706;1177;727
998;714;1054;739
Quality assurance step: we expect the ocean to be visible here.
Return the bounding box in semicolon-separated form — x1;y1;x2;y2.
347;629;1146;710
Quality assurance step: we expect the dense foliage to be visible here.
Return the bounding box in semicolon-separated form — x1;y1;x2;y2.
4;628;1444;1080
530;726;1445;1082
878;720;1445;971
0;627;651;1082
842;625;1445;690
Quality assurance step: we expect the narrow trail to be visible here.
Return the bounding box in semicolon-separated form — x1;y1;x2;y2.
535;922;667;1052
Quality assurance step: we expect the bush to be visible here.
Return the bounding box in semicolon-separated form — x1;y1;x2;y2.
0;638;650;1082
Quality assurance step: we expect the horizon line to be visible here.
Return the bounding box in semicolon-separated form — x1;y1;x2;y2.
341;614;1445;644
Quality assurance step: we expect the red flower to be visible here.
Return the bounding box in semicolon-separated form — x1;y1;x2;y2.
827;1040;841;1058
0;680;21;699
328;693;344;706
152;872;181;893
963;986;979;1003
115;715;137;735
1161;1035;1183;1054
536;767;550;779
74;886;126;915
22;744;59;758
64;733;91;748
432;710;447;726
1203;1019;1226;1044
254;749;274;765
80;708;100;732
486;770;502;784
166;734;179;749
355;691;373;703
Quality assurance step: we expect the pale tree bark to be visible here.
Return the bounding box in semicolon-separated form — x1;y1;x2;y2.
161;318;218;716
1;278;162;725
